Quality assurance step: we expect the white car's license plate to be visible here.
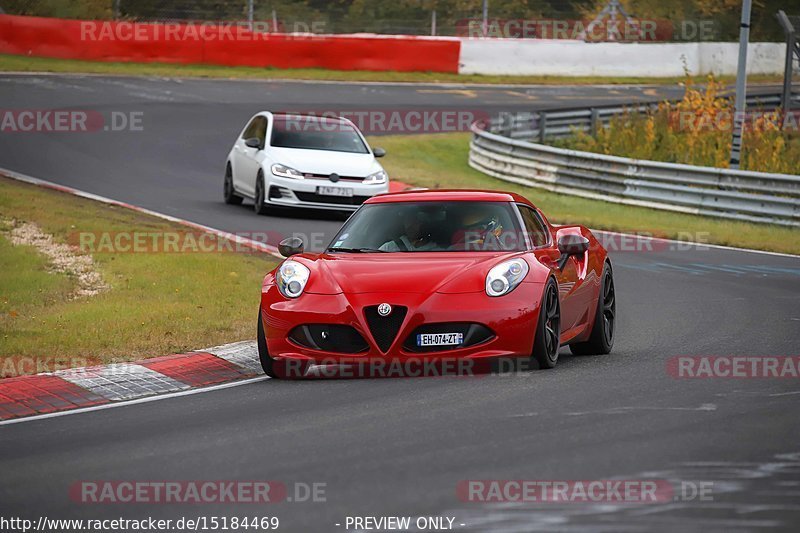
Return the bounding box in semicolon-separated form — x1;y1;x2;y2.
317;186;353;197
417;333;464;347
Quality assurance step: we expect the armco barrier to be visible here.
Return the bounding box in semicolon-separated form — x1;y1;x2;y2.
469;99;800;227
0;15;460;73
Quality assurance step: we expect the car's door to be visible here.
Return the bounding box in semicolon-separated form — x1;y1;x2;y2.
519;205;583;334
233;116;267;197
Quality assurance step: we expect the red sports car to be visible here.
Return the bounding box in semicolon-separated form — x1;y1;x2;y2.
258;189;615;378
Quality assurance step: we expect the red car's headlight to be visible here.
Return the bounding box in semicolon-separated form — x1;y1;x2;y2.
486;258;529;297
276;260;310;298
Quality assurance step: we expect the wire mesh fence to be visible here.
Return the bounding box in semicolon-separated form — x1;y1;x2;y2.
0;0;789;41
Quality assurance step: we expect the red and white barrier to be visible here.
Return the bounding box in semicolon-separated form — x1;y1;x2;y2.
0;15;785;82
0;15;461;73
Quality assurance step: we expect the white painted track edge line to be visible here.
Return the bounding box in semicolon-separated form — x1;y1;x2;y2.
0;376;270;426
0;167;283;259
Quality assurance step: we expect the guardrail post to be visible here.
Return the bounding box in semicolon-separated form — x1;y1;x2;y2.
498;112;512;136
590;108;599;137
538;111;547;143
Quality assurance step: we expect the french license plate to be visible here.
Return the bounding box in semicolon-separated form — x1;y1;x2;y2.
417;333;464;347
317;186;353;197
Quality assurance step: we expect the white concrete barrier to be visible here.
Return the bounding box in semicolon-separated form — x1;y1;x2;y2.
458;39;785;77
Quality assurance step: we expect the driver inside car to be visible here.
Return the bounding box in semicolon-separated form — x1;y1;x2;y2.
379;209;437;252
450;207;504;251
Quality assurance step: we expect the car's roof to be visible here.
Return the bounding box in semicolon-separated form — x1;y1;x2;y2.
365;189;534;207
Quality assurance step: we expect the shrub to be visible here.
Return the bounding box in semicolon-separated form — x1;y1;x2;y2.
558;76;800;175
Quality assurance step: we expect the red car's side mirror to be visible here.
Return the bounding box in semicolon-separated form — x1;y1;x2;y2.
557;235;589;270
279;237;304;258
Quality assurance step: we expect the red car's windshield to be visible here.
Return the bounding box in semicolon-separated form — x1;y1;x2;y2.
328;201;527;252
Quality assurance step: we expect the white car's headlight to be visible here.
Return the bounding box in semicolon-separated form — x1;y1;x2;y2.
276;260;310;298
271;164;304;179
486;258;529;297
363;170;387;184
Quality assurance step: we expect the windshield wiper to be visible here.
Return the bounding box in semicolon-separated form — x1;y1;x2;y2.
327;247;388;253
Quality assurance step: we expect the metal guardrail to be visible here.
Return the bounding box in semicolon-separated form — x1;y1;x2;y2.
469;92;800;227
489;93;790;141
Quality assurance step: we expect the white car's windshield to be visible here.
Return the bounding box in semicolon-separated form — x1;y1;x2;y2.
271;115;369;154
328;201;527;252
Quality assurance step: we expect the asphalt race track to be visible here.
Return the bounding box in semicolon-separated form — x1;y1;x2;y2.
1;75;799;532
0;74;688;244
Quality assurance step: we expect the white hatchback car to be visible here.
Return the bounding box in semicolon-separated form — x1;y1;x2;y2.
224;112;389;213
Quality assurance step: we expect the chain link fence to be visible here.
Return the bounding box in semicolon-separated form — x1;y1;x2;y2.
0;0;789;41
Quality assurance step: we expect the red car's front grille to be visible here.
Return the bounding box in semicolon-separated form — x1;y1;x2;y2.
364;305;407;353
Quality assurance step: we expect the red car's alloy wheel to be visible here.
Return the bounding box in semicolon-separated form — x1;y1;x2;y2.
534;279;561;369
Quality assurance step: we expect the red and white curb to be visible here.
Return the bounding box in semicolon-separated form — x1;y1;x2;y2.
0;169;277;422
0;341;261;422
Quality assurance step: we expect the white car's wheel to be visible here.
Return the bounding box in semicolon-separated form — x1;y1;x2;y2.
253;171;273;216
223;163;243;205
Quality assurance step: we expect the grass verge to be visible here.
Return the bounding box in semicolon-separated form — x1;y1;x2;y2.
0;54;784;86
0;176;278;372
371;133;800;255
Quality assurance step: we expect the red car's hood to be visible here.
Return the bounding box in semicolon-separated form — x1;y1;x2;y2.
307;252;515;294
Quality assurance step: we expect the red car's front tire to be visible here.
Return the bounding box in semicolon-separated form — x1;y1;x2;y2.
533;278;561;369
257;310;278;378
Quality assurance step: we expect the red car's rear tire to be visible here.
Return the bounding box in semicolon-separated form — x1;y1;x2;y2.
570;263;615;356
533;278;561;369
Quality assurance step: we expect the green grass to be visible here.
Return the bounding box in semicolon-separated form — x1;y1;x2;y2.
0;220;74;317
0;54;784;86
0;176;278;373
371;133;800;255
